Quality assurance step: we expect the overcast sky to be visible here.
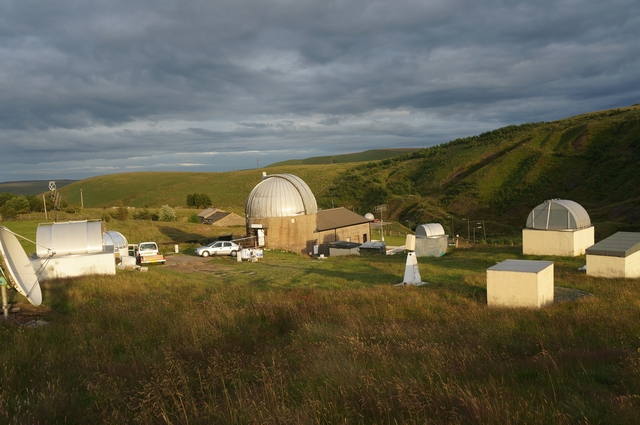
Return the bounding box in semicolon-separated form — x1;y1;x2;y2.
1;0;638;182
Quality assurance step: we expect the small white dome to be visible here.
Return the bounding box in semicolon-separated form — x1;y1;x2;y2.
526;199;591;230
103;231;128;249
246;174;318;218
364;213;375;220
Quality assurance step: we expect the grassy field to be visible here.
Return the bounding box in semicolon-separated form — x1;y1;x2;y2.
1;218;639;423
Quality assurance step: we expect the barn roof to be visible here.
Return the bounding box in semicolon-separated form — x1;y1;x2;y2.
586;232;640;258
198;208;218;218
316;208;372;231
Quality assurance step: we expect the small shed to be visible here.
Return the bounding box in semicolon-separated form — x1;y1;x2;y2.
198;208;245;226
329;241;361;257
487;260;554;308
414;223;448;257
586;232;640;278
359;241;386;255
522;199;594;256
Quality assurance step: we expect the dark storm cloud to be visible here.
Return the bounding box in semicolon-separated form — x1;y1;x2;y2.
1;0;639;180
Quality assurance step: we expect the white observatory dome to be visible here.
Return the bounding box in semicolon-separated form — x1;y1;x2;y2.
246;174;318;218
526;199;591;230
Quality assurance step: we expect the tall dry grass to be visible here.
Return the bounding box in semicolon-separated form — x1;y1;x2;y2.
1;247;639;423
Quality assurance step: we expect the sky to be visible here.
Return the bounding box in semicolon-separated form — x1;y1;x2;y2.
1;0;639;182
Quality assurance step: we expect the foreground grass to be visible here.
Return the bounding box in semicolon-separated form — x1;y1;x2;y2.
1;247;640;424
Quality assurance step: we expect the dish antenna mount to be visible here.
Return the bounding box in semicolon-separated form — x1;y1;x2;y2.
0;227;43;322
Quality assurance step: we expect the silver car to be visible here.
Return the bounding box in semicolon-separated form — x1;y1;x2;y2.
195;241;239;257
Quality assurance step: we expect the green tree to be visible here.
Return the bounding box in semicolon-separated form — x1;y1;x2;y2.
28;195;44;212
0;193;14;208
114;201;128;220
1;196;31;217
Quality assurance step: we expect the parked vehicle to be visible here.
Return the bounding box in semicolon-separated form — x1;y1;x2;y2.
134;242;166;264
195;241;239;257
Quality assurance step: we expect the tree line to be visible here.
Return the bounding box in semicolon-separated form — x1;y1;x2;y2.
0;193;72;219
186;193;212;209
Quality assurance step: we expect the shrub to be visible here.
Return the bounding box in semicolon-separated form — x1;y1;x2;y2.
159;204;177;222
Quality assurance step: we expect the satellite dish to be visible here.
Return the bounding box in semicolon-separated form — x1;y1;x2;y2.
0;227;42;306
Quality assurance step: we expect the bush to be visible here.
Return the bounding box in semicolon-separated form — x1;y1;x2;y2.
188;214;201;223
133;209;154;220
101;212;111;222
159;205;177;222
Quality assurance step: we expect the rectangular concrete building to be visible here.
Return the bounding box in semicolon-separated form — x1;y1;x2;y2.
487;259;554;308
522;227;594;257
586;232;640;278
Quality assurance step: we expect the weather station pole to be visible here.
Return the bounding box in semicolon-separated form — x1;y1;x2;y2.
462;218;470;241
374;204;388;242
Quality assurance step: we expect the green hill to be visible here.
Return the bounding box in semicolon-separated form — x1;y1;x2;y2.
54;104;640;240
0;179;76;196
267;148;420;166
318;105;640;239
57;164;353;216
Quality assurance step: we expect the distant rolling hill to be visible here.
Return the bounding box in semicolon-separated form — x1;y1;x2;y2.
267;148;420;166
0;180;76;196
52;104;640;240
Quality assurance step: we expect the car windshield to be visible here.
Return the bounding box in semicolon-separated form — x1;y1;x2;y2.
139;243;156;251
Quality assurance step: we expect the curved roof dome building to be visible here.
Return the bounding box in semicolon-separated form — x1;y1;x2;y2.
246;174;318;219
522;199;594;257
526;199;591;230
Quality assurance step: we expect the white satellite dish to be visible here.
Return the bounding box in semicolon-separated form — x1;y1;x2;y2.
0;227;42;306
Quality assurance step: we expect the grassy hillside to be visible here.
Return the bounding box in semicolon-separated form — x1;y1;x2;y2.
319;105;640;239
51;104;640;240
267;148;420;166
58;164;352;215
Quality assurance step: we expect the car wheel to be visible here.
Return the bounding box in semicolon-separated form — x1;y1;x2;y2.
201;251;209;257
230;250;237;257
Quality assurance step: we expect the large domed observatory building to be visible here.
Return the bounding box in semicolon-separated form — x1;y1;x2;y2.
245;173;372;256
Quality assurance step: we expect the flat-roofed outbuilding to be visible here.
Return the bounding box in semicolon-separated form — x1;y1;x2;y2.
586;232;640;278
